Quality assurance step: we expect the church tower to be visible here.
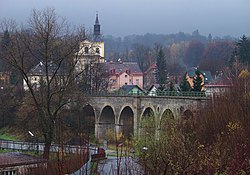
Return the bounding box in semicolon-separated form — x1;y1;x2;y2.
94;13;101;36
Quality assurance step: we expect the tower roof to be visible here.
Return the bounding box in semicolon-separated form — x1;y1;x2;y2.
95;13;99;24
94;12;101;36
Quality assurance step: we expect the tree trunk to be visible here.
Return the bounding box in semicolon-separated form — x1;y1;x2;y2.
43;141;52;159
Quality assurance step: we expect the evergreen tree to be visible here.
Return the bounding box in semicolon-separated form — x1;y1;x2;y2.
231;35;250;67
156;47;167;85
1;30;10;49
0;30;10;71
193;69;203;92
180;75;191;91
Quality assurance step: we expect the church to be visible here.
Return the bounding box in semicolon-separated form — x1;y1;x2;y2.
75;13;105;72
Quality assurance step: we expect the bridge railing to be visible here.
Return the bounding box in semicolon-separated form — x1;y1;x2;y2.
153;91;207;97
90;90;212;97
0;139;98;154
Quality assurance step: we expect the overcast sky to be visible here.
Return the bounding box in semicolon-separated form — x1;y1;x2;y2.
0;0;249;38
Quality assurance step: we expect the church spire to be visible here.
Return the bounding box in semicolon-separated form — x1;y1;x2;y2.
95;13;99;24
94;12;100;36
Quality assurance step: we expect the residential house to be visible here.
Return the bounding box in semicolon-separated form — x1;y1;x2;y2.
147;84;160;96
23;62;63;91
0;152;46;175
119;85;145;95
104;61;143;91
205;74;231;96
144;63;157;89
147;83;180;96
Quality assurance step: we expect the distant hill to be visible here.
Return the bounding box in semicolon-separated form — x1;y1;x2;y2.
103;31;236;60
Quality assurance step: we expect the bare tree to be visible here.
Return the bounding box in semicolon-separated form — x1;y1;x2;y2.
132;43;152;72
1;8;87;159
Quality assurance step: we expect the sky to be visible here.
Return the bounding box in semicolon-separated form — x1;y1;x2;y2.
0;0;249;38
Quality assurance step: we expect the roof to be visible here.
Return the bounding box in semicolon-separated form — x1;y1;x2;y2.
0;152;46;168
104;62;142;75
210;74;232;86
148;84;160;91
29;62;61;76
187;69;213;83
119;85;144;93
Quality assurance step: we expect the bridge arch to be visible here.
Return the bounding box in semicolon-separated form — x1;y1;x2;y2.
118;106;134;139
141;106;155;120
97;105;116;141
160;109;175;132
182;109;194;119
140;107;156;137
99;105;116;123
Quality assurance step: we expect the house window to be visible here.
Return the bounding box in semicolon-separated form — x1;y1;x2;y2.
125;83;127;85
96;48;100;54
84;47;89;54
125;75;127;78
136;79;139;84
110;79;116;83
110;69;115;74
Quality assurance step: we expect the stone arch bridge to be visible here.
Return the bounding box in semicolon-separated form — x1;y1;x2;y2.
82;95;209;141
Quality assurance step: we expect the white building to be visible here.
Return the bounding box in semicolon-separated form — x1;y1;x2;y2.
23;62;63;91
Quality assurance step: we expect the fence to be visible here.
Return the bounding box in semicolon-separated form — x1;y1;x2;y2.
90;90;211;97
0;139;98;155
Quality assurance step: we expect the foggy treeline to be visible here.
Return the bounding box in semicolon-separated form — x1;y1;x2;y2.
104;30;235;59
104;30;236;76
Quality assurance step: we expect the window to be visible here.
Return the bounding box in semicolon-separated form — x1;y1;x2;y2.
84;47;89;54
96;48;100;54
125;83;127;85
110;79;116;83
136;79;139;84
125;75;128;78
110;69;115;74
126;69;130;74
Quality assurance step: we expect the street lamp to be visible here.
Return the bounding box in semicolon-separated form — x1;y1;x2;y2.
28;130;38;155
28;131;34;137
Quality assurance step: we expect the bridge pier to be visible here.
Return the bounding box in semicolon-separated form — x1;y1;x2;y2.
115;124;123;138
95;123;116;142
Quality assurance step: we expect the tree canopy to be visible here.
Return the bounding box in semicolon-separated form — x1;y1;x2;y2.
0;8;87;159
156;46;167;85
192;69;203;92
180;75;191;91
231;35;250;67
